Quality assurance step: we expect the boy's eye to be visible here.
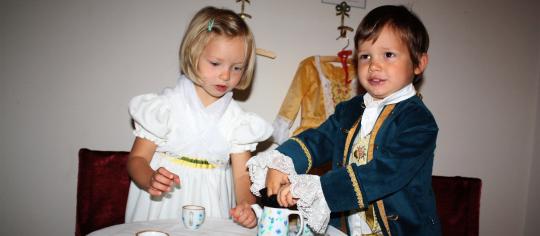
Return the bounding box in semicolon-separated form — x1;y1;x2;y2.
358;54;370;61
384;52;396;58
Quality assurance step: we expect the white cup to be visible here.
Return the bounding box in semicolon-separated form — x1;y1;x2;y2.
182;205;205;230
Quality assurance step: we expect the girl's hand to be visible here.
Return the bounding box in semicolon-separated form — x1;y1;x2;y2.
266;168;289;196
147;167;180;196
229;202;257;228
277;184;297;208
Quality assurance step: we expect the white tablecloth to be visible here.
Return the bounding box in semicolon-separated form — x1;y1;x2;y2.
88;217;347;236
88;217;256;236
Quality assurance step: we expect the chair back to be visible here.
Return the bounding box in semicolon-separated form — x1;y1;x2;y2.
75;149;131;236
432;175;482;236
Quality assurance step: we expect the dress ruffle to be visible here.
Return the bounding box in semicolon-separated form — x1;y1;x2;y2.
129;93;172;146
230;112;273;153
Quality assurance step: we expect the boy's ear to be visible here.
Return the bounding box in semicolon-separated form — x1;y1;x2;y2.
414;53;429;75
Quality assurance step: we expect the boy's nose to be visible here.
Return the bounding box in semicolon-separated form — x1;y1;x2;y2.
368;61;381;72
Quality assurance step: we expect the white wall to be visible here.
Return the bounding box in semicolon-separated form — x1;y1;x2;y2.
1;0;539;235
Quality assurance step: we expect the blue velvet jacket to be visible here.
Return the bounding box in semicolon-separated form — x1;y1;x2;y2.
276;95;441;236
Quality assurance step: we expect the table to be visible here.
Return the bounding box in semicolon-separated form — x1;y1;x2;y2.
88;217;256;236
88;217;347;236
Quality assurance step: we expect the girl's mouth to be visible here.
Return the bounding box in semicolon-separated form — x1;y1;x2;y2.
215;85;228;92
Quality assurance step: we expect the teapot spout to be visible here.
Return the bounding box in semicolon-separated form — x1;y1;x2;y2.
251;204;262;218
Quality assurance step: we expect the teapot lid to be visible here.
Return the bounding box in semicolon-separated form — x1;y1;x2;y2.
258;188;298;210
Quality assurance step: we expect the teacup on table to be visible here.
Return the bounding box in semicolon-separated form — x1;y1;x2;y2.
182;205;206;230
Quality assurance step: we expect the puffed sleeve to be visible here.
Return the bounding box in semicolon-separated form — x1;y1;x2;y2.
229;112;273;153
128;93;172;146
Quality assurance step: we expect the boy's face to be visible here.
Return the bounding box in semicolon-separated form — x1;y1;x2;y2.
357;25;427;100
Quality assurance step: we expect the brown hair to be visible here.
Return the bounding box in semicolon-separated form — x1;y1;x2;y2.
179;6;256;90
354;5;429;82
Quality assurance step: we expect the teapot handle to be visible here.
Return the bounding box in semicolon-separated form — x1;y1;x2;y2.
289;210;305;236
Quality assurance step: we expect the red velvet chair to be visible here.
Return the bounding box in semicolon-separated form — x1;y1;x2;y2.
75;149;482;236
432;175;482;236
75;149;131;236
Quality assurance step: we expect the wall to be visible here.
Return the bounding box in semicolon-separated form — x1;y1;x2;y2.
524;45;540;235
1;0;539;235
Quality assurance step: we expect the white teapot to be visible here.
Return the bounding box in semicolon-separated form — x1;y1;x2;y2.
251;204;305;236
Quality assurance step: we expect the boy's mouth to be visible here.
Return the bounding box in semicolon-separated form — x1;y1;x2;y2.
368;77;386;86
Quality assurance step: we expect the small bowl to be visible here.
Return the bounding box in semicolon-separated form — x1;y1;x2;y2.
135;230;169;236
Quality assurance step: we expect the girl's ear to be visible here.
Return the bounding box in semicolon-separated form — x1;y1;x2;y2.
414;53;429;75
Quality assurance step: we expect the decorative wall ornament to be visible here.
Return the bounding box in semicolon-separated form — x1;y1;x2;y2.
234;0;276;59
236;0;251;19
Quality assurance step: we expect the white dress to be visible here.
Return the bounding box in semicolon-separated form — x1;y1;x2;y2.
125;75;273;222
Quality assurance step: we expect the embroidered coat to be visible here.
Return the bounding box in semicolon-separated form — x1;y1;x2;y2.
276;95;441;236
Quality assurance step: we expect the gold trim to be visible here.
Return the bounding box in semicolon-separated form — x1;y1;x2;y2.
367;104;396;236
367;104;395;162
347;165;364;208
377;200;391;236
343;118;361;166
290;137;312;173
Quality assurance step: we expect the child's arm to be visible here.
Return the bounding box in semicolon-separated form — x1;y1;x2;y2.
229;151;257;228
127;137;180;196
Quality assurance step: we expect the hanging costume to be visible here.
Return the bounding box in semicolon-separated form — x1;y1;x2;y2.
272;56;360;144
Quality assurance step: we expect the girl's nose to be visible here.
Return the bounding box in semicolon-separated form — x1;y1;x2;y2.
219;69;231;81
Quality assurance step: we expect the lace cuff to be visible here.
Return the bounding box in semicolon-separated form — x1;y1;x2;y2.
246;150;297;196
289;174;331;234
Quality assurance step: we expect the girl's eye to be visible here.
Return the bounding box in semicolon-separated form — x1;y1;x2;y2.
210;61;220;66
384;52;396;58
233;66;244;72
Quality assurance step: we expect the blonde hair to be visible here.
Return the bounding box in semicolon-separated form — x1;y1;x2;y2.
179;6;256;90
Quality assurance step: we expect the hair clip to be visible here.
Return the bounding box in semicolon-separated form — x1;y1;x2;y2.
207;18;215;32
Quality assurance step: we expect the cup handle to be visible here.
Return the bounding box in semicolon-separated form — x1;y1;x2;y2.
290;211;305;236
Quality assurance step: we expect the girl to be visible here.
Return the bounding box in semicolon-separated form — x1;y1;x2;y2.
248;5;441;235
125;6;272;229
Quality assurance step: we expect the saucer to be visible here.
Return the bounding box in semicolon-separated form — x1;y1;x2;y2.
135;229;169;236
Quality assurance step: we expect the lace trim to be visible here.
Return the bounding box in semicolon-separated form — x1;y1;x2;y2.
230;142;258;153
246;150;331;234
246;150;297;196
290;137;312;173
289;174;331;234
133;129;166;146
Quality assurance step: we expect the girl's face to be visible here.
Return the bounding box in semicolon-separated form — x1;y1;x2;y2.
195;35;246;106
357;25;427;100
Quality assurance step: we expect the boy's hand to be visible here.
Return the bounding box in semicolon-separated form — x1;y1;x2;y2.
277;184;298;208
148;167;180;196
230;203;257;228
266;168;289;196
